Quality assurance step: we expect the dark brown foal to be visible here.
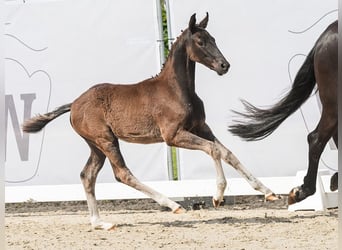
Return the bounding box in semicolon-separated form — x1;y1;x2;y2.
23;13;278;230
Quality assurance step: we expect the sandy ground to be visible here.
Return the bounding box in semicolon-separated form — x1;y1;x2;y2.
5;196;338;250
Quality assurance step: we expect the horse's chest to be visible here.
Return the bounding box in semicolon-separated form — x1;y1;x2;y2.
183;101;205;128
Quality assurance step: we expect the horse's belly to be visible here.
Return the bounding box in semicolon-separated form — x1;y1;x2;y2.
114;127;164;144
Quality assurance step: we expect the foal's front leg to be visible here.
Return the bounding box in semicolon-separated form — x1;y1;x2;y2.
165;129;227;207
214;139;279;201
196;124;279;201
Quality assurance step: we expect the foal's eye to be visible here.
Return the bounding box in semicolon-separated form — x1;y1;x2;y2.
197;40;204;47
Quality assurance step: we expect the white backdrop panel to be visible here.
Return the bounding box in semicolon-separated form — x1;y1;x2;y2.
167;0;337;180
5;0;169;187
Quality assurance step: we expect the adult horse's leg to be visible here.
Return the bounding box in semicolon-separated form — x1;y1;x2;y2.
332;131;338;147
80;142;114;230
289;44;337;204
195;124;279;205
288;113;337;204
330;172;338;191
330;131;338;191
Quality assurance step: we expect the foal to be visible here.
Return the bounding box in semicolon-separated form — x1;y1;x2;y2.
23;13;278;230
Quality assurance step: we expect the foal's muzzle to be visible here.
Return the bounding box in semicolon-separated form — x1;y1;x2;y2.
214;59;230;75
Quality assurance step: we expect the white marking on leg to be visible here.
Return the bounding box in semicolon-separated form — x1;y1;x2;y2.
91;216;115;230
130;178;182;212
211;144;227;204
85;193;115;230
213;159;227;203
215;140;274;196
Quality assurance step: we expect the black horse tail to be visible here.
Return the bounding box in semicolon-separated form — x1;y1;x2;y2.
22;103;72;133
228;47;316;141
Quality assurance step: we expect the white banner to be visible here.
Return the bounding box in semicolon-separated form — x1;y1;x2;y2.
4;0;338;202
167;0;337;179
5;0;169;187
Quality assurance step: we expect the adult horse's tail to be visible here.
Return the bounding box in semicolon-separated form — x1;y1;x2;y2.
228;47;316;141
22;103;72;133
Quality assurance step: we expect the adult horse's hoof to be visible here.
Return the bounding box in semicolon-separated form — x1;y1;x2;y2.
288;185;315;205
330;172;338;191
287;187;303;205
288;187;299;205
265;193;281;201
173;207;186;214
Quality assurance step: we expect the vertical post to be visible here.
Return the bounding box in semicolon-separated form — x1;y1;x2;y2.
157;0;180;180
0;0;6;247
164;0;181;180
164;0;173;51
156;0;173;180
155;0;165;69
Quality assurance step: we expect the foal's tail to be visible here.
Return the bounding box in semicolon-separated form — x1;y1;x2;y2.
228;47;316;141
22;103;72;133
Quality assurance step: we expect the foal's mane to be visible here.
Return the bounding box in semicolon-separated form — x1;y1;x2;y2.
152;29;188;79
153;25;205;79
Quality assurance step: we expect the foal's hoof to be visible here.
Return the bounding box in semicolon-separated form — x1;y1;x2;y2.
173;207;186;214
212;198;223;208
93;222;116;231
106;224;117;231
265;193;281;202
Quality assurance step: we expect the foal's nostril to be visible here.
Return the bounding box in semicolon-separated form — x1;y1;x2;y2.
221;62;230;71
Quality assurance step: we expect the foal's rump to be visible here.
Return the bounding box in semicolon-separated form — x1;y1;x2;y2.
70;82;165;144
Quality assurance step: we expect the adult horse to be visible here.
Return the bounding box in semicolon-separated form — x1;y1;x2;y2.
23;13;278;230
229;20;337;205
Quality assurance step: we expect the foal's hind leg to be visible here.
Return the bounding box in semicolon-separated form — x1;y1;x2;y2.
98;137;183;213
80;143;115;230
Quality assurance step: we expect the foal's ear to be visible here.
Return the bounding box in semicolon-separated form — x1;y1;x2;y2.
198;12;209;29
189;13;196;33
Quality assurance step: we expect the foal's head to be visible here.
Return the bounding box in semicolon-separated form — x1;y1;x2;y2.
186;13;230;75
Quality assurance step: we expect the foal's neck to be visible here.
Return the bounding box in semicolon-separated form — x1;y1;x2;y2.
159;32;196;94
